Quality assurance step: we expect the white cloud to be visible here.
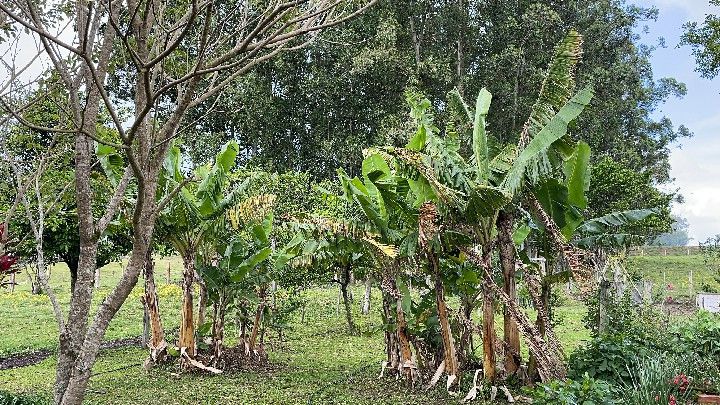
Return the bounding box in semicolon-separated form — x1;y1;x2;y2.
668;133;720;243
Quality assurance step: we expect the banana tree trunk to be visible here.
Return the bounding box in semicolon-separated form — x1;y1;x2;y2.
463;246;565;382
143;250;167;365
481;278;496;381
381;291;400;370
478;245;496;382
212;293;226;364
528;278;551;382
340;264;357;335
248;286;267;354
396;296;414;379
498;211;520;375
430;251;459;385
458;294;475;367
197;278;208;328
179;254;196;357
362;278;372;315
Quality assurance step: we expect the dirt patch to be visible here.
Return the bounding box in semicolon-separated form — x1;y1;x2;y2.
661;299;698;317
0;348;53;370
0;336;143;370
191;345;281;374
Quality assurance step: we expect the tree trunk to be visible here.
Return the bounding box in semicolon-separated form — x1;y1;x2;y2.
212;294;226;364
30;266;41;294
430;251;460;386
477;244;496;382
248;286;266;353
179;254;196;357
458;294;474;366
94;268;100;289
197;277;208;329
396;296;413;379
382;291;399;370
498;211;520;375
54;238;98;404
143;249;166;364
482;275;496;382
528;278;551;383
66;255;79;293
362;278;372;315
340;264;357;335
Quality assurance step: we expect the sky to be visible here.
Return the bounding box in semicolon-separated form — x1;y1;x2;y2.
642;0;720;244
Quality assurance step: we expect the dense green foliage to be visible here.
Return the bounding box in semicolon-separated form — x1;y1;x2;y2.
525;373;616;405
1;1;717;404
683;0;720;79
586;157;675;239
570;298;720;394
184;1;689;188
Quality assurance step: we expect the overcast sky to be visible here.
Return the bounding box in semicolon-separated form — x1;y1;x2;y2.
641;0;720;244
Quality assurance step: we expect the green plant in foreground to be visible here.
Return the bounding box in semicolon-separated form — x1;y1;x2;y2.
525;373;616;405
620;355;693;405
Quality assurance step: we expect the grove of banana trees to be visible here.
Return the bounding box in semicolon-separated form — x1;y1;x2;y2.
125;31;656;400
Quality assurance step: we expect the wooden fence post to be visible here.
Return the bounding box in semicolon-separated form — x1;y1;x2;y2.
690;269;694;296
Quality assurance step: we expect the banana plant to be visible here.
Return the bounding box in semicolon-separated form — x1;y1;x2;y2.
198;205;277;363
333;158;423;382
155;140;242;359
368;30;594;385
286;213;397;336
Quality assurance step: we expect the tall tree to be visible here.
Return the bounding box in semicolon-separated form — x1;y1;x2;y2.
183;0;689;190
682;1;720;79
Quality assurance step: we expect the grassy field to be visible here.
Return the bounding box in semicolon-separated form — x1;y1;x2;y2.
627;254;720;297
1;257;590;404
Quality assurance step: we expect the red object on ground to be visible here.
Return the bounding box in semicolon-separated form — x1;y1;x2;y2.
699;394;720;404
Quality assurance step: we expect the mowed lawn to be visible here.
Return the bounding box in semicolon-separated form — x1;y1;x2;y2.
1;257;592;404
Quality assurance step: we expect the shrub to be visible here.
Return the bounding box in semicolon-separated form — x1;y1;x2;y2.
568;334;651;384
525;373;616;405
669;311;720;359
683;354;720;395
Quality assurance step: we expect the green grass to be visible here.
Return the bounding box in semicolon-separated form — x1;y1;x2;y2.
0;257;592;404
627;254;720;297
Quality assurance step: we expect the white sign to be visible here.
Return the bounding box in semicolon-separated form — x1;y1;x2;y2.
696;293;720;313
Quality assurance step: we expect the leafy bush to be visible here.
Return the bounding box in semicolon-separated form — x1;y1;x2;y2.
525;373;616;405
582;289;664;338
568;334;652;384
683;354;720;395
570;312;720;396
669;311;720;359
571;287;679;386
